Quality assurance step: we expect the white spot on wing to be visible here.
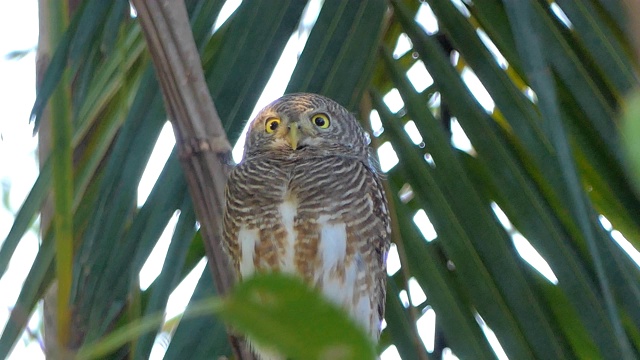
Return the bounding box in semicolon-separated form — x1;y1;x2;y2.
238;226;258;278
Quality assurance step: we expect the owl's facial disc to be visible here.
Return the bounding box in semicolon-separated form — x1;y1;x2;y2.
283;113;330;150
258;108;335;153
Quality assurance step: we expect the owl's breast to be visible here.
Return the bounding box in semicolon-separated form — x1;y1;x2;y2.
224;155;386;338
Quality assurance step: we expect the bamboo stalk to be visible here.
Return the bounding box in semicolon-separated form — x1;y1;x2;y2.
38;0;75;355
129;1;253;359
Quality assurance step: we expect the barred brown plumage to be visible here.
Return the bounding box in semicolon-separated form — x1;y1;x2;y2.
222;93;391;360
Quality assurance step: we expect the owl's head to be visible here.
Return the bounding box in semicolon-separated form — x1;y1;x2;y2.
243;93;370;160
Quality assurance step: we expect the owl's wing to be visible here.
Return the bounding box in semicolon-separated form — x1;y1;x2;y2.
222;164;247;278
366;164;392;332
222;159;290;280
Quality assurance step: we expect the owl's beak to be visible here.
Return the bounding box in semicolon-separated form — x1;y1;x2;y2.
287;124;299;150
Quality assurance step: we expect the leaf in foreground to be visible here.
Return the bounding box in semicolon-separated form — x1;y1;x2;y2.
219;273;377;360
77;274;375;360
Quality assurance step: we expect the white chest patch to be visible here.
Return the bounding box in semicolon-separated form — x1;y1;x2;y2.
316;219;374;335
316;221;359;310
278;198;298;273
318;221;347;273
238;225;259;278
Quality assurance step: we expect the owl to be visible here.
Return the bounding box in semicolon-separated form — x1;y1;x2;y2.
222;93;391;358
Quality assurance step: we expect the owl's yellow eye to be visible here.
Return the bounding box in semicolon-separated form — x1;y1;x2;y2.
265;118;281;133
311;113;330;128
